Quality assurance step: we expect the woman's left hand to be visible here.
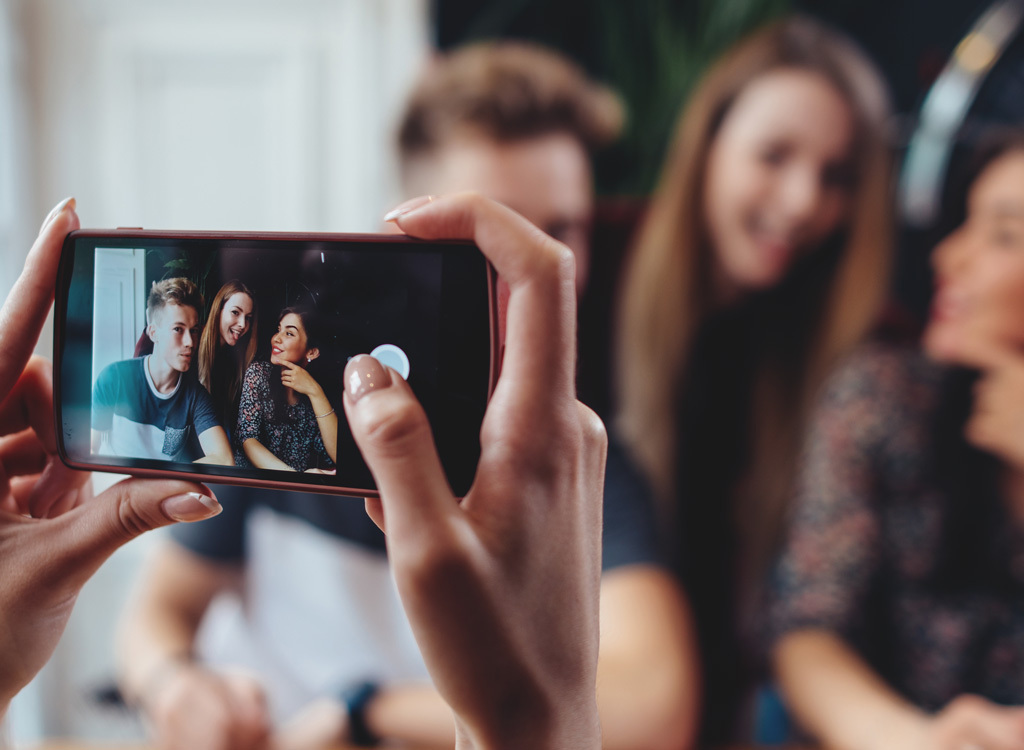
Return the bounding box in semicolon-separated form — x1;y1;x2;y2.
0;199;222;710
963;345;1024;470
281;360;324;399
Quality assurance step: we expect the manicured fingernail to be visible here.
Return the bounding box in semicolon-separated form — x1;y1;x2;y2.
383;195;434;223
40;196;76;232
162;492;222;523
345;354;392;402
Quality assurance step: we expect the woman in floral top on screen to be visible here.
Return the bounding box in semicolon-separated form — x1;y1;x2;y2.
235;305;338;474
771;131;1024;750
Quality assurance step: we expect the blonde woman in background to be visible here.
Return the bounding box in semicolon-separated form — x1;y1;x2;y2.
607;15;893;743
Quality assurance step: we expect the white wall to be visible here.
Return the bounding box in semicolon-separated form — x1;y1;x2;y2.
2;0;430;740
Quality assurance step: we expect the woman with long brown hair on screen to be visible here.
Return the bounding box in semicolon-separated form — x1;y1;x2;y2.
197;279;257;438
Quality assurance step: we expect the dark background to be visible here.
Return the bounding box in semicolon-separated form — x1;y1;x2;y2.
430;0;1024;416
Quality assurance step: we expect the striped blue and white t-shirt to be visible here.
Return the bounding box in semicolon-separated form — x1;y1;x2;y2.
92;356;220;462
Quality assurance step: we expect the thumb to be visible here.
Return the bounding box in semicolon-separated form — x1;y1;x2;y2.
342;354;456;539
37;478;220;593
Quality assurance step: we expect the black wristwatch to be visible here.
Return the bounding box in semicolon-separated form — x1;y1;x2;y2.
339;680;381;747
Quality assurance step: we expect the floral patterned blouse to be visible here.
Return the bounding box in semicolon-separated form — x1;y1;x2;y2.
770;343;1024;711
234;361;335;473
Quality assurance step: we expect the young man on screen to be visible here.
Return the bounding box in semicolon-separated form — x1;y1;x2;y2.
91;277;233;466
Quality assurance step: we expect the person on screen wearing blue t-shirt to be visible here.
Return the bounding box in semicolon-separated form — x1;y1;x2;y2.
91;277;234;466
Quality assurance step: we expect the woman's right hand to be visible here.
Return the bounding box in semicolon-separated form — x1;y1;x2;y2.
145;664;271;750
344;193;606;750
923;695;1024;750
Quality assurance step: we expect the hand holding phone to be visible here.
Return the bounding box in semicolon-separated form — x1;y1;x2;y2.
347;193;606;749
0;199;222;713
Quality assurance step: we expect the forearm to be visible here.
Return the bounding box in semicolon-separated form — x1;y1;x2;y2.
196;427;235;466
308;392;338;464
596;567;700;750
364;684;456;746
117;591;202;704
115;544;233;705
597;654;697;750
194;452;233;465
775;629;928;750
242;437;295;471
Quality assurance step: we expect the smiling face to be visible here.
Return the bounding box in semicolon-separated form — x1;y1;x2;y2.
148;302;200;373
270;313;318;366
703;68;856;298
219;291;254;347
924;149;1024;364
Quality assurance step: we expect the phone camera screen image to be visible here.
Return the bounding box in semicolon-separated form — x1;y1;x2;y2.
55;231;496;497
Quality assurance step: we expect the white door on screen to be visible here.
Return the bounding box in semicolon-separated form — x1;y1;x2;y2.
92;247;146;379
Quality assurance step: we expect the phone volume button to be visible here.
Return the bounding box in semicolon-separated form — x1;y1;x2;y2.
116;226;143;230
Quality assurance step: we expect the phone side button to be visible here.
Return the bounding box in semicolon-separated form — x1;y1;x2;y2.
116;226;143;230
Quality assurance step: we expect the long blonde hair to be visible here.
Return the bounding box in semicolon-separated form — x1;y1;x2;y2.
198;280;258;414
616;16;892;577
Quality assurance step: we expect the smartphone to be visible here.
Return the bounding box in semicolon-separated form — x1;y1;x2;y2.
54;229;497;497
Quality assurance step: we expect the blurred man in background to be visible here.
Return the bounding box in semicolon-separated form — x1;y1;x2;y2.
118;41;698;750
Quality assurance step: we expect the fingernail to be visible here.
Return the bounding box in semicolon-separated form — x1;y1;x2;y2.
345;354;392;402
162;491;222;523
40;196;76;232
383;195;434;223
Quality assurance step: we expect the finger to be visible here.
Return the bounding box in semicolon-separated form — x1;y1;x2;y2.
343;355;455;536
0;358;86;514
30;478;221;594
27;458;88;519
0;199;79;396
43;488;81;519
364;496;386;533
9;474;43;510
392;193;577;416
0;357;56;448
0;429;48;477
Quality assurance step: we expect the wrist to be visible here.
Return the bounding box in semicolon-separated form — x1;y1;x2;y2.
340;680;381;747
456;692;600;750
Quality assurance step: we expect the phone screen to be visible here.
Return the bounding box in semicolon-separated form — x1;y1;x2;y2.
55;230;495;497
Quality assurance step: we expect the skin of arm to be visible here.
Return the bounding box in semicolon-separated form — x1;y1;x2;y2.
195;425;234;466
774;629;928;750
596;566;700;750
281;565;699;749
306;389;337;465
116;541;273;750
243;436;296;472
280;361;338;465
116;540;241;704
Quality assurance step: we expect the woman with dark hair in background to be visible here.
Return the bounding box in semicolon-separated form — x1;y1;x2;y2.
608;15;893;742
772;132;1024;750
236;305;337;473
197;279;257;437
